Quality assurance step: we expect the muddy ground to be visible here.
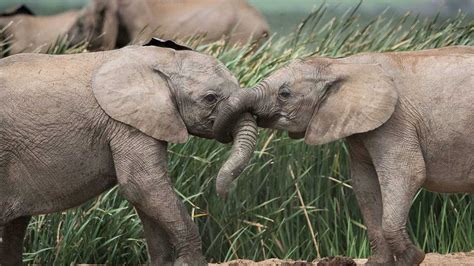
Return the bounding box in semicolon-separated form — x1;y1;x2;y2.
209;250;474;265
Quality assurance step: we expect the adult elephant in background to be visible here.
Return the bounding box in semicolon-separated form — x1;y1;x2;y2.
117;0;270;47
213;46;474;265
0;1;118;55
0;0;270;56
0;39;257;265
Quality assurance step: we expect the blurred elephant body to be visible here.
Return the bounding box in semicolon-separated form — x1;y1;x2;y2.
213;46;474;265
118;0;269;46
0;42;257;265
0;1;118;55
0;0;269;56
0;7;79;54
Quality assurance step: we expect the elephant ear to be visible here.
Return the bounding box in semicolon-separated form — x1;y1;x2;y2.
145;38;193;51
305;62;398;145
92;49;188;143
0;4;34;16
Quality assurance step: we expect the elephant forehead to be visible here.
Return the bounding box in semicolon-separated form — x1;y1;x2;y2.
180;52;237;80
290;60;329;76
215;62;238;82
281;60;331;82
262;64;328;93
180;75;239;96
265;66;302;85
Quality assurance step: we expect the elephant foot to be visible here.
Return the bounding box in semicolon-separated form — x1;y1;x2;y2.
366;237;395;265
173;254;207;266
395;246;425;266
365;254;395;266
150;258;174;266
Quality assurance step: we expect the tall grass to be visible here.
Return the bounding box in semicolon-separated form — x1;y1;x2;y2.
1;5;472;264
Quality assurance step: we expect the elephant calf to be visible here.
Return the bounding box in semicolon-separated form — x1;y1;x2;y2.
0;39;257;265
213;46;474;265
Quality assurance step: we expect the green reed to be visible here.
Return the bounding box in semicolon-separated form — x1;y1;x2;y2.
1;4;471;264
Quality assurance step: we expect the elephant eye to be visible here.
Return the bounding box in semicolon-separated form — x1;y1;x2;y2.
278;86;291;99
204;93;218;104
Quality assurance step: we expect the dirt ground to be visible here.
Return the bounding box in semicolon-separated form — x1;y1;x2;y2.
209;250;474;265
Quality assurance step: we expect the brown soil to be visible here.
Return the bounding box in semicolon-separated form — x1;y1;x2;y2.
209;251;474;265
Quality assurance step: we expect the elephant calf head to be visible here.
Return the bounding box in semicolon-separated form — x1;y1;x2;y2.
213;56;398;144
93;39;257;196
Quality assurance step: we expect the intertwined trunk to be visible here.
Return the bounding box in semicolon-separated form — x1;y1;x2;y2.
213;87;260;143
216;112;257;198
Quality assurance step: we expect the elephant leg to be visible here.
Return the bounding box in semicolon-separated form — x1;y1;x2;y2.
349;155;394;264
0;216;31;266
136;209;173;265
365;133;426;265
125;183;205;266
110;135;206;266
348;137;394;265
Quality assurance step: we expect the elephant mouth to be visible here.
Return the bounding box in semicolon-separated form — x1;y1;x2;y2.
256;114;279;128
288;131;305;139
192;131;214;139
188;118;215;139
257;114;305;139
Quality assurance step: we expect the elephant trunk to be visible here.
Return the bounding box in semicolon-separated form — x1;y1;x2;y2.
213;87;260;143
216;112;257;199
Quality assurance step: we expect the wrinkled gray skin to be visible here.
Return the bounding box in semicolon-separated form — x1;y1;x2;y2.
0;45;257;265
0;1;118;55
214;46;474;265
